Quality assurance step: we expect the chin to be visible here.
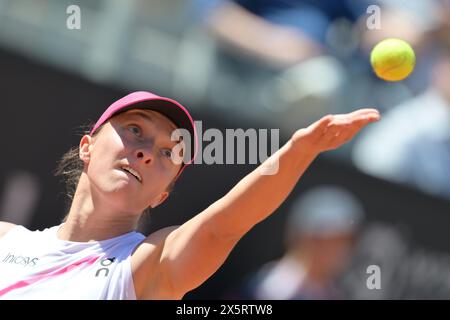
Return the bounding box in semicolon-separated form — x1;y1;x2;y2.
100;182;132;196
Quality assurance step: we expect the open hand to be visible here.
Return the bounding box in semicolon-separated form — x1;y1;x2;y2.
292;109;381;154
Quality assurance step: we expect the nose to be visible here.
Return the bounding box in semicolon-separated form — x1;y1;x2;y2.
136;148;153;165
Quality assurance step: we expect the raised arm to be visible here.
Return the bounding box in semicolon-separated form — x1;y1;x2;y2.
149;108;380;298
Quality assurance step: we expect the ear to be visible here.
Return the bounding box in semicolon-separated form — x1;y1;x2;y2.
149;191;170;209
79;134;93;164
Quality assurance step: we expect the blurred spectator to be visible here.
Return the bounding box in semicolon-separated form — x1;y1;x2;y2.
185;0;442;134
192;0;374;67
329;0;444;160
352;49;450;200
186;0;376;122
232;186;364;299
358;0;439;51
355;0;441;95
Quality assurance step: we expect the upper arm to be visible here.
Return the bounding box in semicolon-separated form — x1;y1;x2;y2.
131;225;181;299
134;206;243;299
157;208;243;298
0;221;16;241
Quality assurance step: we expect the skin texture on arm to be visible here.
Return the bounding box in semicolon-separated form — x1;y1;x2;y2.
135;109;380;299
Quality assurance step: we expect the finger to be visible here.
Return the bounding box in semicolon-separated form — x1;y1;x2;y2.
349;108;380;117
333;112;380;125
341;113;380;128
356;113;381;126
324;108;380;123
333;108;379;118
326;118;371;143
306;115;333;134
343;117;376;140
323;118;351;143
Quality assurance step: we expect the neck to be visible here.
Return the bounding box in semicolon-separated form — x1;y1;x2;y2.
58;173;141;242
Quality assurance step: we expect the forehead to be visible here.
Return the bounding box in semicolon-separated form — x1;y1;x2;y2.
118;109;178;132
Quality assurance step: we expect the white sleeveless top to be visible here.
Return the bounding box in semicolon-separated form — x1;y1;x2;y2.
0;225;146;300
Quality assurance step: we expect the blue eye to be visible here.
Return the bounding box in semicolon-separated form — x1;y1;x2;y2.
162;148;172;158
128;125;141;136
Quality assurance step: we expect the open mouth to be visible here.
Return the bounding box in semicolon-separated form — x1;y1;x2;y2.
121;166;142;183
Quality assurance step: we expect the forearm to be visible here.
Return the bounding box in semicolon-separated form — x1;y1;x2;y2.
163;109;379;294
209;137;318;239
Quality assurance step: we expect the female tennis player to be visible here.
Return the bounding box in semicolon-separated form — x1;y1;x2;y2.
0;91;379;299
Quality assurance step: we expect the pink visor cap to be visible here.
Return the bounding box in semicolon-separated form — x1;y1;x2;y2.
90;91;198;177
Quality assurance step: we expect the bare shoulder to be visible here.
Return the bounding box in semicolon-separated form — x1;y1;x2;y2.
131;225;180;299
0;221;17;241
133;225;180;258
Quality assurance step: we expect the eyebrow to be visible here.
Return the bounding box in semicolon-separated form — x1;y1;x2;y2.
127;110;155;124
125;110;182;144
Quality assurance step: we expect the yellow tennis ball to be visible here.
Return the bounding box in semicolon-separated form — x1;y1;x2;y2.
370;38;416;81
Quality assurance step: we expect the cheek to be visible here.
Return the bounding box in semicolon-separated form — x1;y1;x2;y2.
153;156;179;179
88;135;125;174
146;169;173;194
